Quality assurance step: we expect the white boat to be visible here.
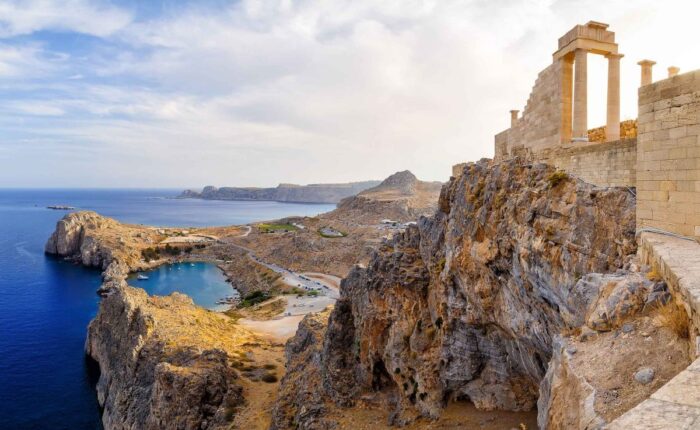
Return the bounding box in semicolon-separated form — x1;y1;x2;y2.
137;274;149;280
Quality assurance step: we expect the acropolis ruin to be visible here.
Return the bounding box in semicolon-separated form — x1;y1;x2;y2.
493;20;700;242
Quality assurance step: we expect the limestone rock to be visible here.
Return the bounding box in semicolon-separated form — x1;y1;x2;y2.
86;286;251;430
270;308;336;430
634;368;655;385
274;158;637;424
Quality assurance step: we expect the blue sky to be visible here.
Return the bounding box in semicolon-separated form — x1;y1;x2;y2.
2;0;699;188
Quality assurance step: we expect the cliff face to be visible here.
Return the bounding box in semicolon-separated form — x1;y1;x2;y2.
45;213;279;430
86;286;253;430
274;159;639;426
180;180;381;204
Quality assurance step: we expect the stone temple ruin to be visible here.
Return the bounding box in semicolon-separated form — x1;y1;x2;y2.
492;20;700;242
477;21;700;428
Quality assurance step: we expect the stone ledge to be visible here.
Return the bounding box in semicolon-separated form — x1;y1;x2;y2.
607;233;700;428
607;397;700;429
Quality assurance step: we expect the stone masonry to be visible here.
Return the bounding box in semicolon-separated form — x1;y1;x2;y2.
485;18;700;429
636;70;700;240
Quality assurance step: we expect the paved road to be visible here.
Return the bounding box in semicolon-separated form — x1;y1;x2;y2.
224;227;339;299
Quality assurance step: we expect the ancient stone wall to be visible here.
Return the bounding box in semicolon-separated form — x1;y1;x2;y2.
538;138;637;187
495;61;563;159
636;70;700;239
587;119;638;143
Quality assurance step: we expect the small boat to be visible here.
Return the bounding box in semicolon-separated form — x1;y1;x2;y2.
137;274;149;280
190;263;195;267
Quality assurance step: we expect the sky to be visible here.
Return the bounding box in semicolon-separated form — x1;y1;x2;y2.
1;0;700;188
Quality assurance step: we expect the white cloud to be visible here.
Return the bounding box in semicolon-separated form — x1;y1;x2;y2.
0;0;132;38
3;0;700;187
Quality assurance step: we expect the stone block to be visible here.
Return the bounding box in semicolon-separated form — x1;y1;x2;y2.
652;370;700;407
608;398;700;429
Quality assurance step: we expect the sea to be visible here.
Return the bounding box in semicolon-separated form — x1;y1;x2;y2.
0;189;335;430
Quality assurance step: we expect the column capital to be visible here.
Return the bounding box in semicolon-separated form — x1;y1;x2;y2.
638;60;656;86
509;110;519;127
668;66;680;77
605;52;624;60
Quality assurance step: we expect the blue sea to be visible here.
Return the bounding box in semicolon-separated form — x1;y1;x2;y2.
0;189;335;430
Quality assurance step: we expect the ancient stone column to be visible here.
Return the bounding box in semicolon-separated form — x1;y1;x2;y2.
573;49;588;140
637;60;656;86
606;53;623;142
560;54;574;143
510;110;519;127
668;66;680;78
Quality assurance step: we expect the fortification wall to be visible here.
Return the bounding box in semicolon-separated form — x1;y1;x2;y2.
636;70;700;239
496;62;563;160
539;138;636;187
587;119;638;143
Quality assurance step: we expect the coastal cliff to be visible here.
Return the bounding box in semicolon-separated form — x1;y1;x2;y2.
45;212;281;430
180;180;381;204
86;286;252;430
272;158;681;427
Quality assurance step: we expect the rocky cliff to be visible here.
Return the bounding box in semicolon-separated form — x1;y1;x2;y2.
273;159;645;427
45;212;280;430
180;180;381;204
86;285;261;430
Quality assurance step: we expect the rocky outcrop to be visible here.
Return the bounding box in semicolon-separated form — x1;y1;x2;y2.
46;212;272;429
275;158;639;425
180;180;381;204
45;210;118;269
45;211;161;294
271;309;335;430
86;285;258;430
330;171;442;223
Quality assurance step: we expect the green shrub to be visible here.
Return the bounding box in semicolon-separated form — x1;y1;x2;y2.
238;290;269;308
547;171;568;188
141;247;160;262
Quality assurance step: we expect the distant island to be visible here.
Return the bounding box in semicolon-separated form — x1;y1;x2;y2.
47;205;76;210
178;180;382;204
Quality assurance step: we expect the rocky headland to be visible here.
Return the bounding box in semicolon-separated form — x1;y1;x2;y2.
230;171;443;279
330;170;443;224
45;212;286;429
180;180;382;204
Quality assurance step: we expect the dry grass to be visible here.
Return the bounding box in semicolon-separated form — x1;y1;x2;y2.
654;302;690;339
646;269;663;282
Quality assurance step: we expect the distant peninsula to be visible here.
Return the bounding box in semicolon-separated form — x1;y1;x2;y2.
178;180;382;204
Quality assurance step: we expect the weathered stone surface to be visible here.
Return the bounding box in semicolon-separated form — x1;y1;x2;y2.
538;337;605;430
271;308;336;430
86;286;250;430
275;158;637;424
635;368;655;385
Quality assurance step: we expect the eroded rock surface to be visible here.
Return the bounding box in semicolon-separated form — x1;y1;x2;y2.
275;158;639;426
86;286;256;430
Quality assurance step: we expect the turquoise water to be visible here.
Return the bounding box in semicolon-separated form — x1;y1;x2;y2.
132;262;237;311
0;189;334;429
